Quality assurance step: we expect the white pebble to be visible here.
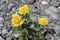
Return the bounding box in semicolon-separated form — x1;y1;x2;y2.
41;1;48;5
58;6;60;9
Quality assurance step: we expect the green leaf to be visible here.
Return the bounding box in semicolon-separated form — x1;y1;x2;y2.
19;37;23;40
38;32;45;40
22;28;29;40
29;9;33;13
33;37;38;40
25;36;28;40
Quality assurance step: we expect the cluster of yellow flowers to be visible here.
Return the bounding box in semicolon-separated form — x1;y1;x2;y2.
11;4;48;27
11;5;29;27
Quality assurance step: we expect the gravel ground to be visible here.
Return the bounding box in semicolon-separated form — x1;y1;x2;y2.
0;0;60;40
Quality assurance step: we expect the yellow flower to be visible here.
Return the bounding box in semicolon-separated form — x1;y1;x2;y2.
19;4;29;15
38;17;48;26
11;13;23;27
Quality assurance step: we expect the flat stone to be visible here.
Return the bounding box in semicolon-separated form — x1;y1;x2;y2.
30;13;39;22
25;0;36;4
6;30;13;36
44;9;53;15
48;6;60;13
50;1;60;6
1;4;8;11
45;0;50;3
0;0;5;4
58;6;60;9
56;36;60;40
0;24;4;27
0;36;4;40
0;7;2;11
0;1;3;5
0;12;6;16
0;17;3;21
15;0;22;4
0;17;4;24
13;33;21;38
0;30;2;34
2;28;8;35
50;13;58;19
46;34;53;40
6;37;11;40
51;36;55;40
8;3;16;10
12;7;17;12
41;1;48;5
53;25;60;34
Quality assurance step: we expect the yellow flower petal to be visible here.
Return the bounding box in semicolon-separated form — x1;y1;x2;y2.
12;13;19;18
19;4;29;15
38;17;48;26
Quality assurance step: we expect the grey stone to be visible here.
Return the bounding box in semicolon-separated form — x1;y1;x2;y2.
1;4;8;11
48;23;55;28
0;17;3;21
45;0;50;3
46;34;54;40
0;7;2;11
8;3;16;10
0;30;2;34
50;1;60;6
0;2;3;5
9;11;15;15
0;17;4;24
12;7;17;12
39;5;45;10
0;24;4;29
30;13;39;22
58;6;60;9
44;9;54;15
41;1;48;5
5;0;9;4
50;13;58;19
14;0;22;4
6;37;11;40
0;36;4;40
48;6;60;13
0;12;5;16
0;0;5;4
2;28;8;35
24;0;36;4
13;32;21;38
53;25;60;34
55;36;60;40
6;30;13;36
1;0;5;2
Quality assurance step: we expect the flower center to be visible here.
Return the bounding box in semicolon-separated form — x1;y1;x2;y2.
14;18;21;24
41;20;46;24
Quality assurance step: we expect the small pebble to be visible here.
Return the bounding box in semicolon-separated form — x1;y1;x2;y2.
0;36;4;40
58;6;60;9
14;33;21;38
41;1;48;5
